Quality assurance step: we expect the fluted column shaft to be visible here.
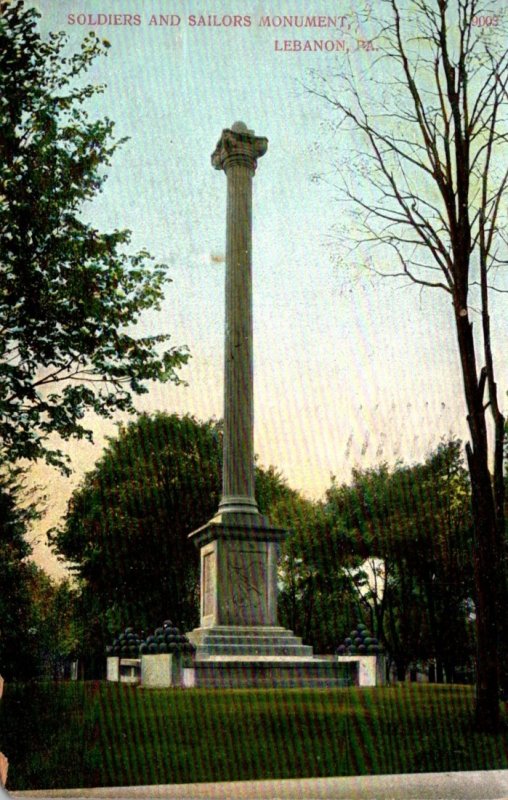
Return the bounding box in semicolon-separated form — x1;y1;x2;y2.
222;160;255;510
212;123;267;516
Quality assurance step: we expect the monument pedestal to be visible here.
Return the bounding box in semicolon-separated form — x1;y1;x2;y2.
188;514;355;688
189;513;285;628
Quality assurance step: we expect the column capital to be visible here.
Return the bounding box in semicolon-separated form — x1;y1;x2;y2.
212;121;268;174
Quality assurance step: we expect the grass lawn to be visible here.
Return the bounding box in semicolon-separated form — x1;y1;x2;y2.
1;682;507;790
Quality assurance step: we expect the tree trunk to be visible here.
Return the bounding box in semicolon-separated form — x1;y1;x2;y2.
469;467;501;731
455;309;500;731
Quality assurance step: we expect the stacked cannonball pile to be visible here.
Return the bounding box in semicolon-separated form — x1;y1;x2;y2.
336;623;382;656
139;620;196;656
106;627;143;658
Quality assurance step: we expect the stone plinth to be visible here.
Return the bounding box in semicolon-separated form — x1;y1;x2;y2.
141;654;181;688
106;656;119;682
337;655;385;686
191;516;285;628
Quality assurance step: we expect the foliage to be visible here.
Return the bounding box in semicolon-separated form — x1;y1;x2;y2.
1;683;506;790
325;440;475;678
311;0;507;728
0;1;188;472
274;491;361;653
0;467;42;680
26;569;83;678
0;469;79;680
50;414;218;669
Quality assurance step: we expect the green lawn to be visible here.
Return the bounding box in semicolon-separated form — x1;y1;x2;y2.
1;683;507;790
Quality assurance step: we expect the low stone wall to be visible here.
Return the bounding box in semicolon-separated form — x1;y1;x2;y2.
106;657;141;684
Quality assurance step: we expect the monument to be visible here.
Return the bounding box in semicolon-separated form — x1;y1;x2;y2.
187;122;353;688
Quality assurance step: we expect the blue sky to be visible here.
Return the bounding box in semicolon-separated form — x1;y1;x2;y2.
29;1;507;576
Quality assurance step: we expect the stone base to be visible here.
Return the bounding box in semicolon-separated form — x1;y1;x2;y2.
338;655;386;686
190;515;287;628
188;625;312;657
192;658;355;688
187;515;352;688
141;654;180;688
187;626;357;688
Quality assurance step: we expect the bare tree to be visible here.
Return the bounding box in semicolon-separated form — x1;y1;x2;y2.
310;0;507;731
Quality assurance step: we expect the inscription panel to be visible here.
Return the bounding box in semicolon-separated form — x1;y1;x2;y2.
202;551;215;618
225;545;267;625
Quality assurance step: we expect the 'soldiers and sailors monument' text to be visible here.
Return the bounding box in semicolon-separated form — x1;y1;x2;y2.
65;13;386;53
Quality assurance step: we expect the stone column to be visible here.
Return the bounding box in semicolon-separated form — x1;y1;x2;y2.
211;121;267;516
189;122;287;633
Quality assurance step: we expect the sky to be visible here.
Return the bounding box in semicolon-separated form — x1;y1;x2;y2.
27;0;507;577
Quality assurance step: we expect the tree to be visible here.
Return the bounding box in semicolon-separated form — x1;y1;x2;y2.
25;568;82;679
0;1;188;472
50;413;295;675
0;467;42;680
325;441;475;681
274;492;362;654
311;0;507;729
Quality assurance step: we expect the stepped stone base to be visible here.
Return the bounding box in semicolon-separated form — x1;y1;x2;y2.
187;626;357;688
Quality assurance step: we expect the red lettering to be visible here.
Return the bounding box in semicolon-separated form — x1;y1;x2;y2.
472;15;499;26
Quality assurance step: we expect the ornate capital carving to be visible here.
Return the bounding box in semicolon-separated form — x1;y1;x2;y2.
212;121;268;174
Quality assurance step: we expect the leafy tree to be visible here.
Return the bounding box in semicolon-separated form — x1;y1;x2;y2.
275;493;361;654
311;0;507;729
50;414;296;675
0;467;42;680
25;568;82;678
0;1;188;472
325;441;475;680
